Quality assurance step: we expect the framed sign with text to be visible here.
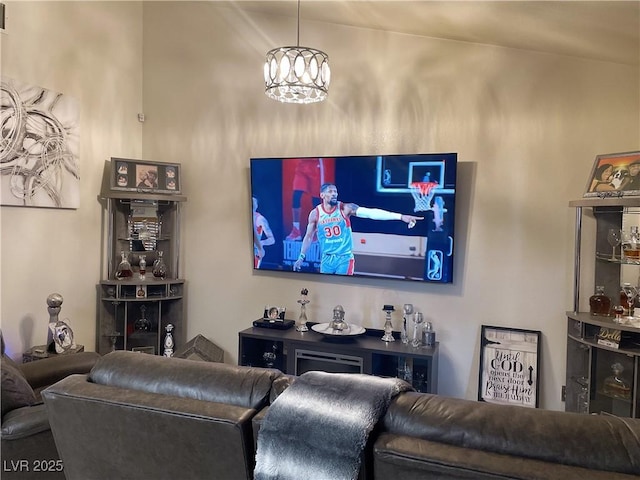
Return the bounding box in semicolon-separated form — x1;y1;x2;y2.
478;325;541;408
109;157;181;194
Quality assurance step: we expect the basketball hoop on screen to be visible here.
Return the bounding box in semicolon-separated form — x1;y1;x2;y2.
410;181;438;212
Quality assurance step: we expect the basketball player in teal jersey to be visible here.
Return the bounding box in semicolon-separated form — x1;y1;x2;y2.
293;183;424;275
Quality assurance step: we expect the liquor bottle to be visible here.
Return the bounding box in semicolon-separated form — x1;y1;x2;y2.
603;363;631;399
163;324;174;357
623;226;640;259
152;250;167;279
589;286;611;316
138;255;146;281
115;251;133;280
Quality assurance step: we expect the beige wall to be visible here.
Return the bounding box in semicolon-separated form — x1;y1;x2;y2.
1;2;638;410
0;2;143;354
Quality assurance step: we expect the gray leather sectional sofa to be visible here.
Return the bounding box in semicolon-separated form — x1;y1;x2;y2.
41;351;640;480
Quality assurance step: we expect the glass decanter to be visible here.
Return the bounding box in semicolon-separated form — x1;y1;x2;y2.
603;363;631;399
134;305;151;331
115;251;133;280
381;305;395;342
589;286;611;316
296;288;309;332
138;254;147;280
263;343;278;368
153;250;167;279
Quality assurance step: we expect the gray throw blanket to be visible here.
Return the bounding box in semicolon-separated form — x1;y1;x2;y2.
254;371;412;480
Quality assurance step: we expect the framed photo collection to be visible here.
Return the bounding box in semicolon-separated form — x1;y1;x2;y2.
110;157;181;194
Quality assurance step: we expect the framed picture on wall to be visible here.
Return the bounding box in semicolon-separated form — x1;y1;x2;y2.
110;157;181;194
478;325;541;408
584;151;640;198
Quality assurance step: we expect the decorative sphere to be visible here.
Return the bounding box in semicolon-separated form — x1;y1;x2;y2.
46;293;64;308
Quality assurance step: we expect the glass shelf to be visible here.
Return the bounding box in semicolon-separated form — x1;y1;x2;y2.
595;252;640;265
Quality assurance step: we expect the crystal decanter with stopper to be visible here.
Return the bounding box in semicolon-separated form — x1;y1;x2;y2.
589;286;611;316
153;250;167;279
603;362;631;399
134;305;151;331
296;288;309;332
138;254;147;281
115;251;133;280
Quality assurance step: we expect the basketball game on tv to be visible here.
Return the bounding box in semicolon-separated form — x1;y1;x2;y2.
250;153;457;283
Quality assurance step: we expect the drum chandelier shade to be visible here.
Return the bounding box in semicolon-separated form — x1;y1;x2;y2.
264;1;330;104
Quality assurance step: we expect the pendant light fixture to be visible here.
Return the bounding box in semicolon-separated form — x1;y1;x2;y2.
264;0;330;104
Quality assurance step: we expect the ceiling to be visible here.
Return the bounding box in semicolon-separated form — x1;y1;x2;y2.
229;1;640;65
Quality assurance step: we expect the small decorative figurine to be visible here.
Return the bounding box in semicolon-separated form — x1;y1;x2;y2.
296;288;310;332
381;304;395;342
163;324;174;357
329;305;349;333
46;293;77;354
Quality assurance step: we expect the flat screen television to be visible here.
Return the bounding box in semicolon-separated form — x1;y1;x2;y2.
250;153;457;283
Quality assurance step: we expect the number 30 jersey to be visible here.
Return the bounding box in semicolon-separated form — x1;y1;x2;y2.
315;202;353;257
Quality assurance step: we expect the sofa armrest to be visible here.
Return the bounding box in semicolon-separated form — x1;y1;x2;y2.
19;352;100;390
1;403;50;440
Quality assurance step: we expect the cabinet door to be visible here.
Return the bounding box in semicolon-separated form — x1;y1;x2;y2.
590;348;636;417
371;353;436;393
239;336;286;370
565;336;591;413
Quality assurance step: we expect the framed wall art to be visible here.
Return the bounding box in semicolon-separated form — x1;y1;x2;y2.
478;325;541;408
110;157;181;194
1;76;80;208
584;151;640;198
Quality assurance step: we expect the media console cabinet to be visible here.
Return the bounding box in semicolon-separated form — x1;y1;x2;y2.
238;325;438;393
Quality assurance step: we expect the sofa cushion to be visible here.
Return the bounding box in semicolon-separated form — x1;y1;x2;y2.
1;360;37;417
88;350;282;409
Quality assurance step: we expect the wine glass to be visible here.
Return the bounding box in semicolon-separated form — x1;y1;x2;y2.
622;283;637;320
607;228;622;260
